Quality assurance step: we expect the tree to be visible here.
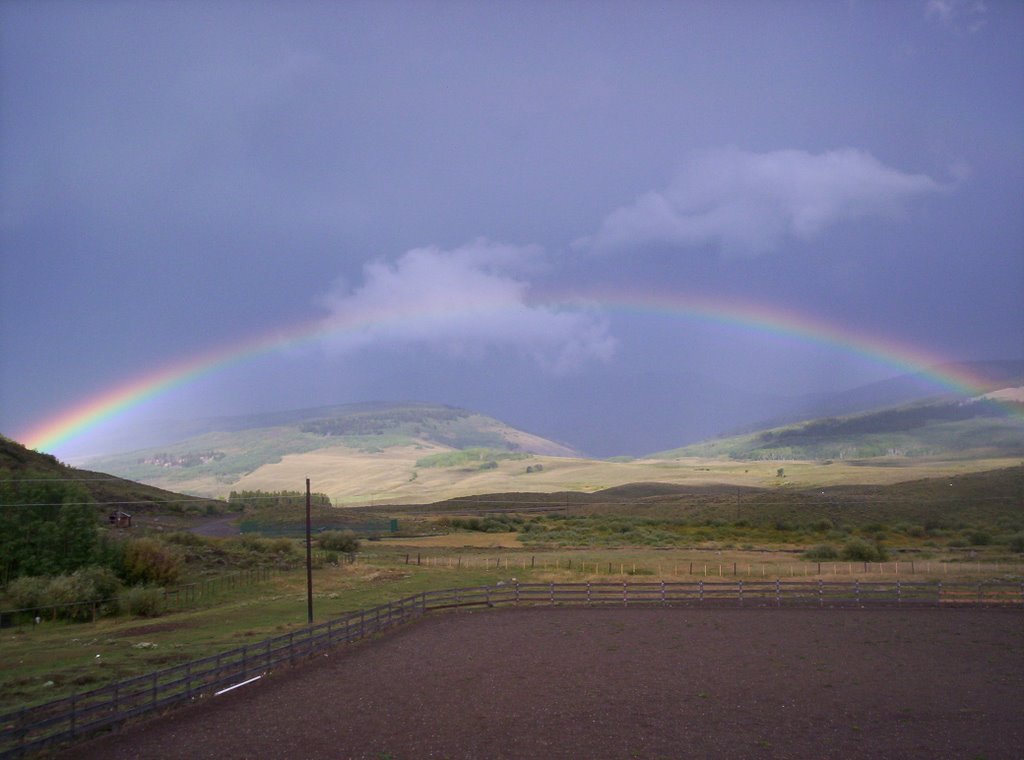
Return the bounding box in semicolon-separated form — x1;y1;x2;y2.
0;473;100;582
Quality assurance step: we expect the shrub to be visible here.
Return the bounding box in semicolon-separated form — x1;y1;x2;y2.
264;538;297;555
43;566;123;621
840;538;887;562
4;575;49;610
319;531;360;554
1006;533;1024;553
967;531;992;546
122;586;165;617
803;544;839;560
122;538;182;586
164;531;205;547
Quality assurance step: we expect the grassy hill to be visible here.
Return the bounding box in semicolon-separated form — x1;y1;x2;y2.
1;434;224;519
82;403;580;502
652;396;1024;461
75;394;1024;506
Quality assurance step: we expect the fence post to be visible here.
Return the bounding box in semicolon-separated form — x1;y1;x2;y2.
855;579;860;606
775;578;780;606
550;582;555;605
936;581;942;606
896;580;901;604
586;580;592;606
515;580;520;605
817;579;823;607
738;580;743;606
623;580;628;606
699;580;704;603
660;580;666;605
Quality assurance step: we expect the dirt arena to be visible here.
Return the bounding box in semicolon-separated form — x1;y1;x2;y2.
66;606;1023;760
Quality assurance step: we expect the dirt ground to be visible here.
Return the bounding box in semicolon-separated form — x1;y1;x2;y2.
65;607;1023;760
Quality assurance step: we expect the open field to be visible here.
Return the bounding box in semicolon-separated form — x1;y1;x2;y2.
63;606;1024;760
95;438;1024;504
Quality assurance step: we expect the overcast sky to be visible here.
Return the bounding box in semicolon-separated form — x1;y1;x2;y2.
2;1;1022;459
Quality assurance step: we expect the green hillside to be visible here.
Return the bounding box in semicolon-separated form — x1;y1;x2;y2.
82;402;579;497
1;434;224;517
652;398;1024;461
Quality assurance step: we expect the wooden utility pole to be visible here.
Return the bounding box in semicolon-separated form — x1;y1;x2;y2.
305;478;313;624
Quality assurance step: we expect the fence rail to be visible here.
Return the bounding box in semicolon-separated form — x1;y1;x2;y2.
390;553;1019;578
2;580;1021;758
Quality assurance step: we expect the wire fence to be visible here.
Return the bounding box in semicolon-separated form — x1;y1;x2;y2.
386;552;1019;578
0;568;277;628
2;579;1022;758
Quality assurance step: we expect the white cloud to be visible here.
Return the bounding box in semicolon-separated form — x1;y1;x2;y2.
926;0;987;33
576;147;945;257
317;239;616;373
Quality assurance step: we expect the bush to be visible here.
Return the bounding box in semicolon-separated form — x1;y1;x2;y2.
4;575;49;610
803;544;839;560
840;538;888;563
122;538;182;585
967;531;992;546
319;530;360;554
164;531;205;547
122;585;165;617
43;566;123;621
1007;533;1024;553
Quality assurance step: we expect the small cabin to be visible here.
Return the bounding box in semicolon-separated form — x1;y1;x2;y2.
108;510;132;528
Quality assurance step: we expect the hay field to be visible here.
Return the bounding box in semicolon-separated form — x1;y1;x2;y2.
217;444;1021;505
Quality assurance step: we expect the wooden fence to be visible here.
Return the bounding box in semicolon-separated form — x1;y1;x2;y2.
2;580;1021;758
391;553;1018;578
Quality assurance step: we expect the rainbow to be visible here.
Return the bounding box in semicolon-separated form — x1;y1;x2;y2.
17;291;1016;454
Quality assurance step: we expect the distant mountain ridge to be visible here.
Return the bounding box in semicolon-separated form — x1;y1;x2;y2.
718;359;1024;440
651;393;1024;461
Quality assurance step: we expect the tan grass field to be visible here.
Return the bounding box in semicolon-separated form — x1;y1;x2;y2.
375;532;524;548
216;444;1020;505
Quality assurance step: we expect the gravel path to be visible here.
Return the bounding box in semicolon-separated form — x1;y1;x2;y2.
67;607;1024;760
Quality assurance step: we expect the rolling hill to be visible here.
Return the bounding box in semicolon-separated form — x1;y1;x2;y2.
652;392;1024;461
82;402;581;502
0;434;224;519
74;390;1024;506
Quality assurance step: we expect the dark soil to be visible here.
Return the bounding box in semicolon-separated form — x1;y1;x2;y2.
66;607;1024;759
